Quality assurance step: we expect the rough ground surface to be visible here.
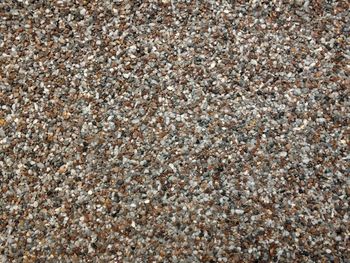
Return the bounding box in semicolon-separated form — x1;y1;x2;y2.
0;0;349;262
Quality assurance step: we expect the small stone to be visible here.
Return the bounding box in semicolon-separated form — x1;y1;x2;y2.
58;165;67;174
235;209;244;215
293;89;302;96
80;8;86;16
302;158;310;164
280;152;288;158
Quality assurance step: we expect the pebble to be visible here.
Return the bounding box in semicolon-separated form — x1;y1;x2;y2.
0;1;348;262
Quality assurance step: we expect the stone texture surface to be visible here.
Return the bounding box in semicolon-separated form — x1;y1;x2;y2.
0;0;349;262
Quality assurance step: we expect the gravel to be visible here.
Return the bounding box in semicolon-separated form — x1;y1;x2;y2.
1;0;349;262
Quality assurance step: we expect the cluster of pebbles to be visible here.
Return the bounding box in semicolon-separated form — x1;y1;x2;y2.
1;0;349;262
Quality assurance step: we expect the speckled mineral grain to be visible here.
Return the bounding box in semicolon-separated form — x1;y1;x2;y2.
0;0;349;262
